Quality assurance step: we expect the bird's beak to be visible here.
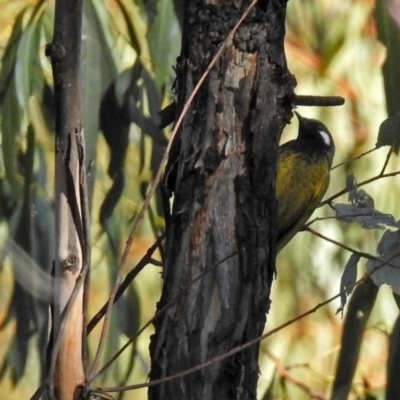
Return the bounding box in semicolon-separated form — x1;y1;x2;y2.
294;111;307;130
294;111;303;123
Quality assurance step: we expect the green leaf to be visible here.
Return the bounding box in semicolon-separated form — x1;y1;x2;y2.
147;0;181;88
1;84;23;199
15;3;45;110
81;0;118;165
0;10;25;103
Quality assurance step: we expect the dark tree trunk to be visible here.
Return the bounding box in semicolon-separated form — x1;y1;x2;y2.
149;1;295;399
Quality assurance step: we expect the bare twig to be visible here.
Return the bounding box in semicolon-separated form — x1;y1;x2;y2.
90;290;346;393
86;235;164;335
319;170;400;207
306;227;400;270
331;147;377;170
380;147;393;176
265;350;328;400
90;232;400;394
295;95;345;107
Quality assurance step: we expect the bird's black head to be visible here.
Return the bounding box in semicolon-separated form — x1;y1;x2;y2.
295;112;335;165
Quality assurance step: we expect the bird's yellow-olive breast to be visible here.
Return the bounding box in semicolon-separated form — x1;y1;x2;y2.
276;112;335;251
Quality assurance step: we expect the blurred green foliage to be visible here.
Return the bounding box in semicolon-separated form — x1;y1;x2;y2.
0;0;399;399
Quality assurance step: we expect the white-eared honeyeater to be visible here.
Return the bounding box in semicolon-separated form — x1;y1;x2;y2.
276;112;335;251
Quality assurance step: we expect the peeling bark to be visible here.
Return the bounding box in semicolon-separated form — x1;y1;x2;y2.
149;1;295;399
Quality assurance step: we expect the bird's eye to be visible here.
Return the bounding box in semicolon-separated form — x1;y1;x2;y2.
318;130;331;146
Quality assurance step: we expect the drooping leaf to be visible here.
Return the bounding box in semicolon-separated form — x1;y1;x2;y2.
0;12;25;199
81;0;118;166
15;3;45;110
147;0;181;89
0;126;35;384
331;278;379;400
377;228;400;255
366;245;400;295
99;75;130;230
376;115;400;152
337;253;360;316
386;314;400;400
375;0;400;120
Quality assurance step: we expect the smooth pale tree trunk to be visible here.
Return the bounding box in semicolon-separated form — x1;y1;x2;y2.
46;1;88;398
149;1;295;399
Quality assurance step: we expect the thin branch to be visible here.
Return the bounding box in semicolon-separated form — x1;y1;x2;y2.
295;95;345;107
149;258;163;267
265;351;328;400
86;235;164;335
77;130;91;374
380;147;393;176
90;237;400;394
306;227;400;270
331;147;377;170
90;290;346;393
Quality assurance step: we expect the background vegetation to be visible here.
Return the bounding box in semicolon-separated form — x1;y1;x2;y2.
0;0;398;399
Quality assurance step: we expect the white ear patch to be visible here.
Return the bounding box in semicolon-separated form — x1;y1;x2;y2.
318;130;331;146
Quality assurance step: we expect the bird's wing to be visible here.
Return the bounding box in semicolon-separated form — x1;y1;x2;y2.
276;149;330;251
277;193;324;251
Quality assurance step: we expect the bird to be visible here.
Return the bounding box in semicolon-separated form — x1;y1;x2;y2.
276;112;335;251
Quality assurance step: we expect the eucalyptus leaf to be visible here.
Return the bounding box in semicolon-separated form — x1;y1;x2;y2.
377;229;400;255
148;0;181;89
337;253;360;316
15;5;44;109
366;247;400;294
386;314;400;399
376;0;400;119
81;0;118;180
376;116;400;152
333;203;397;229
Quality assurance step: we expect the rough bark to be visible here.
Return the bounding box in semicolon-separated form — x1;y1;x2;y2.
149;1;295;399
46;1;86;399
